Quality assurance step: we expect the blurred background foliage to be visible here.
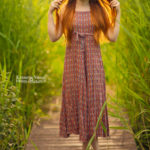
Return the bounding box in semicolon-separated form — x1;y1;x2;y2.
0;0;149;149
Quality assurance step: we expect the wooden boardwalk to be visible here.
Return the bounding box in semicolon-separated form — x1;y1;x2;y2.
25;85;137;150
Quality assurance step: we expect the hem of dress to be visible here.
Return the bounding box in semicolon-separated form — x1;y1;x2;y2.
59;130;110;142
59;130;79;139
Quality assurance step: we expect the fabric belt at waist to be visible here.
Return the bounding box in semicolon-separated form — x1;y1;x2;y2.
72;31;94;50
73;31;94;41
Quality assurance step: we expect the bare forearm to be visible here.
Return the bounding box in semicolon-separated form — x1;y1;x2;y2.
107;0;121;42
112;9;121;41
48;11;57;42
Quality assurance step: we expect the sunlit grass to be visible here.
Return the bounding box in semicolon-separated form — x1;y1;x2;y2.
102;0;150;149
0;0;149;149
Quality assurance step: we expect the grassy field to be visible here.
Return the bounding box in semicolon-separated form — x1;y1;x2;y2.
0;0;149;149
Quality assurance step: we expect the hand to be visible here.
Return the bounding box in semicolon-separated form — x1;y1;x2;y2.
49;0;63;14
110;0;120;13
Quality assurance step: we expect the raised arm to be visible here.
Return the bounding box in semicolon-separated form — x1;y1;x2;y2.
106;0;121;42
48;0;65;42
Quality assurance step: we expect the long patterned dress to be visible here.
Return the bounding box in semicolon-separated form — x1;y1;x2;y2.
59;10;110;142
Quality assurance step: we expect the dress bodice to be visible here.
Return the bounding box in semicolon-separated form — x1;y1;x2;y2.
72;11;94;34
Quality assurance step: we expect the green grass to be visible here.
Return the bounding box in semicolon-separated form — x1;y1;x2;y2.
0;0;64;149
0;0;149;149
102;0;150;149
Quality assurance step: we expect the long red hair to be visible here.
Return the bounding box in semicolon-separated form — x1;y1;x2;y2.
55;0;116;46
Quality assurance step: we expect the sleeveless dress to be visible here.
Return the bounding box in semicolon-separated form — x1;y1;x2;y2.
59;10;110;142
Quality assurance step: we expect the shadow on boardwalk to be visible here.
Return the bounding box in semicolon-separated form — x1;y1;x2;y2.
25;84;137;150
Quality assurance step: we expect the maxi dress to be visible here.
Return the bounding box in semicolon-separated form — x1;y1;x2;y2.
59;10;110;142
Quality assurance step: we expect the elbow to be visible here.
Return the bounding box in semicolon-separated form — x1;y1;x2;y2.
48;30;58;42
110;37;117;42
108;36;118;42
50;38;57;42
48;35;57;42
106;30;118;42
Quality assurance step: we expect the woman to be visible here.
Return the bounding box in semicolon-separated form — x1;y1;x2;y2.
48;0;120;150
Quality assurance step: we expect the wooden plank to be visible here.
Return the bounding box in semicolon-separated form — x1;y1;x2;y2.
25;93;137;150
25;117;137;150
